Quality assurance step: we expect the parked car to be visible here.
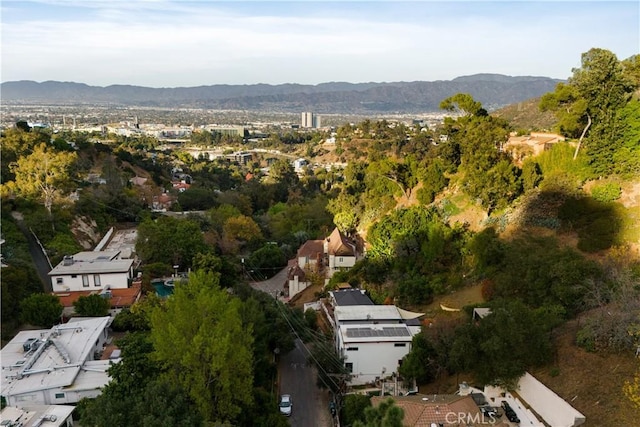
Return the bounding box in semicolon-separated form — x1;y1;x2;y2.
279;394;292;416
480;405;500;419
501;401;520;423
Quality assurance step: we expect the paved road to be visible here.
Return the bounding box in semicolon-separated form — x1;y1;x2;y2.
279;339;332;427
249;266;289;300
11;212;52;292
251;273;332;426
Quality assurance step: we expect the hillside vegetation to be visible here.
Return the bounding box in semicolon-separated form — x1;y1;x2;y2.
1;48;639;426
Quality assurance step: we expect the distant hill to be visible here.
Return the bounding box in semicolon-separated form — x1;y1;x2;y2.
0;74;562;114
492;96;558;131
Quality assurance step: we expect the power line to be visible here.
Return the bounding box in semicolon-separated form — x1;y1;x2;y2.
273;298;341;392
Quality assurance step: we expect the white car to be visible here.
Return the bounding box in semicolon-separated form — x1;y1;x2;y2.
279;394;292;416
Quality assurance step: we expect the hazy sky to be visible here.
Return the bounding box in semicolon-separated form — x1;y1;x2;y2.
1;0;638;87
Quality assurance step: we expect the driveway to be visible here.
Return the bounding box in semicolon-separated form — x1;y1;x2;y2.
249;265;289;300
11;211;52;292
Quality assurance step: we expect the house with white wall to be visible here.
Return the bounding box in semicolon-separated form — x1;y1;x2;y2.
332;304;422;386
324;228;358;277
48;251;134;292
285;263;312;299
0;317;116;406
0;404;75;427
296;240;324;272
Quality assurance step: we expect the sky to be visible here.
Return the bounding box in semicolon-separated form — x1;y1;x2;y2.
1;0;638;87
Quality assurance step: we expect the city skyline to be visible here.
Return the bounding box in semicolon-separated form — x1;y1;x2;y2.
1;0;637;88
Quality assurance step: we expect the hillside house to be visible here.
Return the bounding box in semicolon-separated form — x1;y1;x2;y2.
0;404;75;427
284;262;312;300
369;394;506;427
54;281;143;317
293;228;360;278
0;317;116;406
324;227;359;277
503;132;565;163
48;251;134;293
332;303;423;386
296;239;324;272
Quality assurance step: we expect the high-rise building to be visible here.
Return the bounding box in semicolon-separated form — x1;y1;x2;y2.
301;112;321;128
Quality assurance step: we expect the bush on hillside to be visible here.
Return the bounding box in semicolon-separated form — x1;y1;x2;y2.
591;182;622;202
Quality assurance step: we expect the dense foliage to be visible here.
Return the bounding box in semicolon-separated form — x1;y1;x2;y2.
1;47;638;418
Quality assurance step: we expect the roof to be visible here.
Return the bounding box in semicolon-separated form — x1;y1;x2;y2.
0;404;75;427
335;305;403;322
339;324;413;343
48;251;133;276
69;251;120;261
0;317;112;398
287;265;306;281
330;289;374;306
297;240;324;258
371;395;507;427
53;282;142;309
504;133;564;148
326;227;356;256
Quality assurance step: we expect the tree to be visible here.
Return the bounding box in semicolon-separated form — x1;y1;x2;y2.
416;158;448;205
541;48;634;169
398;333;437;384
0;127;50;182
73;294;111;317
150;271;254;424
191;252;223;275
341;394;372;427
19;293;63;327
449;299;559;388
136;216;208;269
6;143;77;215
521;160;543;191
221;215;264;254
76;332;203;427
247;244;286;275
353;398;404;427
440;93;487;117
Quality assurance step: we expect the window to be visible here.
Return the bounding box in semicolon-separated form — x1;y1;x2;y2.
347;347;359;351
345;363;353;373
56;277;63;286
55;392;65;399
339;257;344;263
394;343;406;347
94;274;101;287
71;274;77;278
82;275;89;287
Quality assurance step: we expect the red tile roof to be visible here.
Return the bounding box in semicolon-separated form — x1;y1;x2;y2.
53;282;142;309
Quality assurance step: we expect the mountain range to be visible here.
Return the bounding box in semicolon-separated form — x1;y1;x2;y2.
0;74;562;114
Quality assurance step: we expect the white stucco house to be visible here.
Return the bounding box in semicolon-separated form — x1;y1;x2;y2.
285;263;312;299
324;227;358;277
296;240;324;272
0;317;117;406
0;404;75;427
48;251;134;292
332;303;423;386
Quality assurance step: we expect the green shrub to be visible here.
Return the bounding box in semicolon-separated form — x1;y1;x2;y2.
575;327;597;352
591;182;622;203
